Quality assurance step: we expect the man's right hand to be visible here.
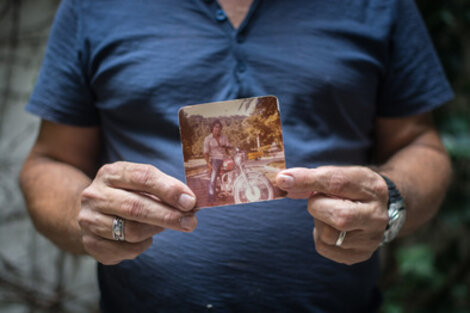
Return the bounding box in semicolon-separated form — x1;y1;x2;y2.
78;161;197;265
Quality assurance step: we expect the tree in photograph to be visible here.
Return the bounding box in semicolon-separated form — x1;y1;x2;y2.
242;97;283;151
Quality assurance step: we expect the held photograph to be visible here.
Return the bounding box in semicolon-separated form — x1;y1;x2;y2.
178;96;287;208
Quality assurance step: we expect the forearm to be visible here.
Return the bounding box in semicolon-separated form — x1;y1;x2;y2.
19;155;92;255
377;130;452;236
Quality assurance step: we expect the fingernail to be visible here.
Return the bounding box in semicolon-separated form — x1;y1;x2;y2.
180;215;196;231
178;193;196;211
278;174;294;188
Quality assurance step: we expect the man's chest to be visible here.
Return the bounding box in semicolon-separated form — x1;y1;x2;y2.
84;0;388;130
208;137;227;149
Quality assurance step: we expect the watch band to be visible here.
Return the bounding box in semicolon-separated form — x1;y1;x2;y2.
380;174;401;203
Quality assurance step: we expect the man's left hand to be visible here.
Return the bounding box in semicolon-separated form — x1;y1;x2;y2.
276;166;390;265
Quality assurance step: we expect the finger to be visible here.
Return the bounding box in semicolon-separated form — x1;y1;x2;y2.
308;195;368;231
308;195;389;232
313;228;375;265
78;210;165;243
277;166;388;201
97;162;196;212
82;232;153;265
314;219;381;250
81;187;198;232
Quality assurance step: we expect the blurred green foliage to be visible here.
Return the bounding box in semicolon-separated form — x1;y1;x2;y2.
381;1;470;313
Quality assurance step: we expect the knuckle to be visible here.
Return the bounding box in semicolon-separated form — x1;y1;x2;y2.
77;211;92;229
81;182;109;209
162;210;181;227
98;163;119;178
372;202;390;229
130;164;156;187
305;169;317;187
308;194;325;216
327;172;349;194
81;234;99;252
372;175;389;201
121;197;147;220
333;209;354;230
307;197;318;215
80;185;101;203
378;210;389;228
158;180;181;204
98;162;127;185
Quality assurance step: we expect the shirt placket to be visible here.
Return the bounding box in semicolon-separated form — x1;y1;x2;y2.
196;0;261;98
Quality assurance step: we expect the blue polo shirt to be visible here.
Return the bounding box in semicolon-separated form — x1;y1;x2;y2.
27;0;453;312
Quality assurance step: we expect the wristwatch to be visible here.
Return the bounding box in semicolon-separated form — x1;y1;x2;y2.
380;174;406;244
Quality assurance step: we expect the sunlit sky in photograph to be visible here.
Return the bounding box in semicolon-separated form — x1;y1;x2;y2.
180;97;256;118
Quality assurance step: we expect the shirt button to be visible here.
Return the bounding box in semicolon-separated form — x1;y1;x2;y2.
236;34;245;43
215;9;227;22
237;62;246;73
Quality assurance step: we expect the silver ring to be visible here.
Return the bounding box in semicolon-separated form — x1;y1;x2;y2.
112;217;125;241
335;231;347;247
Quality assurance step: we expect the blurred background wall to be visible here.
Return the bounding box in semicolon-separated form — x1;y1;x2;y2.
0;1;99;312
0;1;468;313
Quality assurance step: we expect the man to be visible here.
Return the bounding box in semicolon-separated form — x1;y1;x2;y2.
20;0;453;312
203;120;231;204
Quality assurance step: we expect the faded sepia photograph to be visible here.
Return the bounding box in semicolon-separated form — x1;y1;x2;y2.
179;96;286;208
2;1;468;312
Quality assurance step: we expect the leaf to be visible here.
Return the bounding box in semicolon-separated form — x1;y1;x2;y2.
397;244;436;280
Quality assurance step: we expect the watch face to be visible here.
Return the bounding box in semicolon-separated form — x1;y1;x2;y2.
389;210;406;236
380;175;406;244
384;201;406;243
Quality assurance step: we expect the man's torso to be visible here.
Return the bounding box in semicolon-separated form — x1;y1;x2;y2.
28;0;453;311
204;134;230;160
